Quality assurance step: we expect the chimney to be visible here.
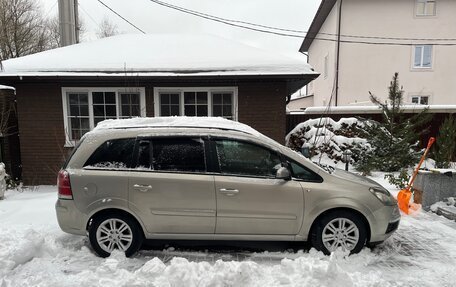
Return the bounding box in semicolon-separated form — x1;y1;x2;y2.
58;0;78;47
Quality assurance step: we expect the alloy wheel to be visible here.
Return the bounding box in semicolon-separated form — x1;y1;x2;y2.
321;218;360;252
96;218;133;253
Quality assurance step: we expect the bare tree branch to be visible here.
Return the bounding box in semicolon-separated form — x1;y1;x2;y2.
97;16;119;39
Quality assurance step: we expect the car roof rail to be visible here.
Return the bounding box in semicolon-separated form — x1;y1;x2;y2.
106;125;253;136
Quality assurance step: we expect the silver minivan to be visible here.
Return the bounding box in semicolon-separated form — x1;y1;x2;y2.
56;117;400;257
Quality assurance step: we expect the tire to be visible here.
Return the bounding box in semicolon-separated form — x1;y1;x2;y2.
311;210;367;255
88;213;143;258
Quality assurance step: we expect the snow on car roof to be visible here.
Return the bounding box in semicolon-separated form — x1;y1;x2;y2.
0;33;316;77
93;116;263;137
0;84;15;90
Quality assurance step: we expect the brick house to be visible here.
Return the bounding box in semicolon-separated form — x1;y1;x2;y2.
0;34;318;185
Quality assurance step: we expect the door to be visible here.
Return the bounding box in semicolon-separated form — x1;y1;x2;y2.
128;137;216;234
213;139;304;235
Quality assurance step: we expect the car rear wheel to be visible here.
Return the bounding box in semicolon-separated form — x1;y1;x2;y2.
88;213;143;257
311;210;367;255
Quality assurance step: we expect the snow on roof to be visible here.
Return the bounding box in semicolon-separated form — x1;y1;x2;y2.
0;84;15;90
93;116;262;137
0;34;317;77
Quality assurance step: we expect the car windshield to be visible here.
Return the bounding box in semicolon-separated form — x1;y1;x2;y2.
284;146;334;174
312;162;335;174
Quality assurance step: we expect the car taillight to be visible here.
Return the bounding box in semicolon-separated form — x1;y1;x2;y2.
58;170;73;200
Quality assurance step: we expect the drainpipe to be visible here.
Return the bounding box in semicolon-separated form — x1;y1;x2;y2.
335;0;343;106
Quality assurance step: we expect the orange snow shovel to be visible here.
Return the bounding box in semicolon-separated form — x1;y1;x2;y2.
397;137;435;214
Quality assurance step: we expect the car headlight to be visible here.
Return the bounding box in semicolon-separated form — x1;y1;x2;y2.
369;187;396;205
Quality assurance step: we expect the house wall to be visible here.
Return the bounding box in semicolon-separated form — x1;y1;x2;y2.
309;0;456;106
0;89;21;180
307;2;339;106
13;79;288;185
287;96;314;112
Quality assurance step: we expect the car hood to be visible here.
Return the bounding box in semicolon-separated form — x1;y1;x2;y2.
331;168;385;189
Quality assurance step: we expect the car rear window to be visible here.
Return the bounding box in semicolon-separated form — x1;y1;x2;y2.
84;138;135;169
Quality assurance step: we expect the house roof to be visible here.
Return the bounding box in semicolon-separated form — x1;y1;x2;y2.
0;33;318;78
299;0;337;52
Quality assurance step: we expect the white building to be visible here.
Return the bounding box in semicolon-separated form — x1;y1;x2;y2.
296;0;456;109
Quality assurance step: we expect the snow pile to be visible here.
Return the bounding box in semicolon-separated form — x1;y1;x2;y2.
430;197;456;220
286;117;370;163
0;34;316;77
419;168;456;175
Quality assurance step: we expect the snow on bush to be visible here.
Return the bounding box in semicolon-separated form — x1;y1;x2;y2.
286;117;370;164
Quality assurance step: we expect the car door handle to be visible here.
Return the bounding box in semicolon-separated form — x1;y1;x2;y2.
133;184;153;192
219;188;239;196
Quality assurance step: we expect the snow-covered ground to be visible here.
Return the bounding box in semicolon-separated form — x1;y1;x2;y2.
1;179;456;286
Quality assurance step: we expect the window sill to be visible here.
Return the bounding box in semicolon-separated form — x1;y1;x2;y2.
411;67;433;72
414;14;437;18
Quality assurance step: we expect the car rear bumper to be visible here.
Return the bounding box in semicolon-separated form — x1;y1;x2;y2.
55;199;87;236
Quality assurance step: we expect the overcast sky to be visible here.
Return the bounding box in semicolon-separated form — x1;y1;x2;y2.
41;0;320;55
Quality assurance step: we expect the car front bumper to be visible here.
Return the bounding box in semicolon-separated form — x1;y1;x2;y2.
369;204;401;243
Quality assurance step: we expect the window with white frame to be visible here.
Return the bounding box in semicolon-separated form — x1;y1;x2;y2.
184;91;208;116
411;95;429;105
413;45;433;68
67;93;90;140
159;93;180;116
416;0;436;16
63;88;146;144
154;87;237;120
212;92;234;119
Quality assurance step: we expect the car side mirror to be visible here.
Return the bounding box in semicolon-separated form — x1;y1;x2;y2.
276;167;291;180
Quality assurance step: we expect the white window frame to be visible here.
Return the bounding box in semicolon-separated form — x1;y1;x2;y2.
415;0;436;17
62;87;146;147
153;87;238;120
411;95;430;105
412;45;433;69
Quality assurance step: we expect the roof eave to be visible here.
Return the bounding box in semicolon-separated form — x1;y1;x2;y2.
299;0;337;52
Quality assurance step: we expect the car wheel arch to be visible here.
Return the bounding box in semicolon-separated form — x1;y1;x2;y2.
308;207;372;244
86;208;146;238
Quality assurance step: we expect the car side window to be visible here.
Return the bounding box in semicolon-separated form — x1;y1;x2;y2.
287;158;323;182
215;139;281;178
136;140;152;169
84;138;135;169
135;137;206;172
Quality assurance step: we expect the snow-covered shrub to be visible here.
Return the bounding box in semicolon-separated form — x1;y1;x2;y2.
286;117;370;164
384;169;410;189
354;73;431;174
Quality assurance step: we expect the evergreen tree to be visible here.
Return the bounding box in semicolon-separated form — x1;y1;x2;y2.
354;73;431;173
433;116;456;168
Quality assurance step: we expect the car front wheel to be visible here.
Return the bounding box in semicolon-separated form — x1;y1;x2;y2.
311;210;367;255
88;213;143;257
